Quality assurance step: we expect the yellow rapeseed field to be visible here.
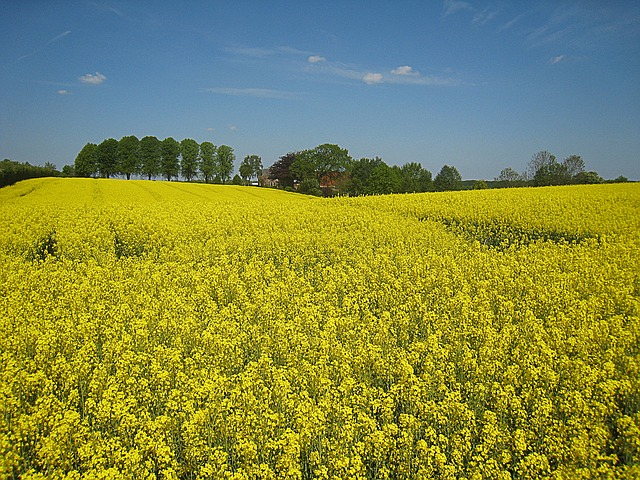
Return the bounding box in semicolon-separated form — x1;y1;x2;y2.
1;178;639;479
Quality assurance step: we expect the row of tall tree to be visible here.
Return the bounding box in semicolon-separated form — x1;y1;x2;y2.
51;141;628;196
267;144;464;196
74;136;258;184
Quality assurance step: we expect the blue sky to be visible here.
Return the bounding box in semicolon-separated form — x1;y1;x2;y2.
2;1;639;180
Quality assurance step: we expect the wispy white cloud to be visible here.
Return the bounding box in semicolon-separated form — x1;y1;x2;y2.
90;1;125;17
363;73;384;85
548;54;567;64
524;4;640;50
106;6;124;17
224;45;312;58
204;87;302;100
57;89;71;95
228;124;238;132
500;13;526;31
90;2;163;27
50;30;72;43
304;60;362;81
391;65;419;76
473;7;500;26
390;74;461;86
527;23;577;47
227;44;460;88
206;127;215;132
18;30;71;61
225;46;279;57
441;1;501;27
591;12;640;39
307;59;460;87
79;72;107;85
442;0;473;19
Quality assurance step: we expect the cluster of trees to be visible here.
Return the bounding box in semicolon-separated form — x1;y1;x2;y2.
268;146;634;197
267;144;464;196
0;159;62;188
74;136;262;184
494;151;619;188
5;140;631;194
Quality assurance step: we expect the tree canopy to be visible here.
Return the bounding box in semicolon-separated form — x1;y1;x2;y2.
291;144;351;183
368;163;401;195
64;138;626;195
563;155;585;178
527;150;556;180
71;136;234;183
240;155;263;184
525;151;595;186
573;171;603;184
398;162;432;193
96;138;119;178
118;135;140;180
161;137;180;181
434;165;463;191
74;143;98;178
269;153;298;188
215;145;235;184
346;157;385;196
180;139;200;182
1;159;59;188
140;136;161;180
199;141;217;183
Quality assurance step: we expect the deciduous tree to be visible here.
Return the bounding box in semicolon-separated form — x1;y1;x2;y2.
292;144;351;183
199;141;217;183
368;163;400;194
495;167;525;188
215;145;235;184
573;171;603;184
140;136;161;180
496;167;521;182
347;157;385;195
118;135;140;180
74;143;98;178
399;162;432;193
240;155;262;184
434;165;462;191
161;137;180;181
527;150;556;180
180;138;200;182
299;177;323;196
96;138;119;178
534;160;570;186
269;153;298;188
563;155;585;178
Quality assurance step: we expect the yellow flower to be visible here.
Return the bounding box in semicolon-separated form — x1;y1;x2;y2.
1;179;638;478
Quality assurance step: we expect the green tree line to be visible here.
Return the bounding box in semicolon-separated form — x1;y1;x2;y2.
73;136;262;184
493;151;623;188
267;144;465;196
0;159;62;188
7;138;626;194
266;145;630;197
